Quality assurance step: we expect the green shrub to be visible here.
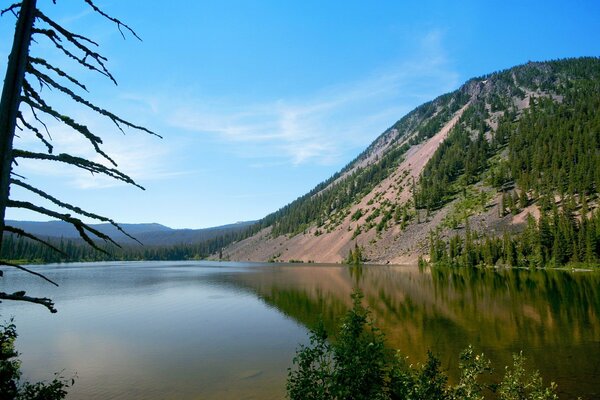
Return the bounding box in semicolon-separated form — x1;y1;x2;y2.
1;320;72;400
287;291;393;400
287;290;558;400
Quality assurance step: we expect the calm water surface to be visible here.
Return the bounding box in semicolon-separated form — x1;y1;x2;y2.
0;261;599;399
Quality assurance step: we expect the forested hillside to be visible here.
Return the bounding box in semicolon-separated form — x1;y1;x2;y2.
225;57;600;265
424;58;600;267
6;57;600;265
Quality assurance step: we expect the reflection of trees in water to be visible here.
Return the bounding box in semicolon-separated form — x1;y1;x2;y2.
260;287;349;336
429;267;600;344
233;265;600;397
348;264;364;286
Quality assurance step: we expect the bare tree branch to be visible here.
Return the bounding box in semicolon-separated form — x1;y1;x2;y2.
31;27;115;83
29;57;88;92
0;3;21;17
10;171;27;180
0;260;58;286
83;0;141;41
27;64;160;138
11;178;143;245
34;10;115;81
0;291;56;313
7;199;119;253
24;99;52;139
22;79;117;165
1;0;157;314
16;111;53;152
12;149;144;189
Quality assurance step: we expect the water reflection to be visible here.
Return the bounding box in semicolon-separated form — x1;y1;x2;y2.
232;264;600;399
1;262;598;399
0;262;307;400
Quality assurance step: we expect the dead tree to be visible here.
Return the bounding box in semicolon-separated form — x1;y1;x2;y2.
0;1;159;312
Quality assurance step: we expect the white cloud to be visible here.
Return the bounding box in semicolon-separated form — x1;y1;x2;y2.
11;29;459;192
166;30;459;166
12;105;180;190
57;8;94;26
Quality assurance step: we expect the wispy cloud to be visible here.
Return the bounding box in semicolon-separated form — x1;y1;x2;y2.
58;8;94;26
167;30;459;166
11;30;458;192
13;106;181;190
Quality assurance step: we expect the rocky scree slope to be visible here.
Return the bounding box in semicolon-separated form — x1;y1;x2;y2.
224;57;600;264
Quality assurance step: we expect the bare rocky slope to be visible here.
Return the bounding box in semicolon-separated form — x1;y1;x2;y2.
223;58;600;264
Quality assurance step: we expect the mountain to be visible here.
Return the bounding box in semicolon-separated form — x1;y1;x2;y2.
223;57;600;264
6;220;171;240
6;219;255;246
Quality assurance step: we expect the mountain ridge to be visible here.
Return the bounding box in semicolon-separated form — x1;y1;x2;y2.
5;219;256;247
223;57;600;264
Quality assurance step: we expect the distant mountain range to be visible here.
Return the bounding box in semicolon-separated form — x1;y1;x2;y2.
5;219;256;247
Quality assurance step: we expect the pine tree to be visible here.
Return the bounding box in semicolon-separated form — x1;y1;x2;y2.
503;232;515;267
519;190;528;209
499;191;507;217
511;191;520;215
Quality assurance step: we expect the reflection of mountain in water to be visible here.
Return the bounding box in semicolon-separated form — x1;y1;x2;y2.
229;265;600;399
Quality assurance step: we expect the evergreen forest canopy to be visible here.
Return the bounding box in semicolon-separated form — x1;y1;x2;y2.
422;57;600;268
4;57;600;266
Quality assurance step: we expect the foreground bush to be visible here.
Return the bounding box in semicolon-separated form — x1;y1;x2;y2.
1;320;72;400
287;290;557;400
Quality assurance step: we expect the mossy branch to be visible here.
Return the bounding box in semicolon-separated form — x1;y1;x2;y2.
34;10;115;84
29;57;88;92
27;63;160;138
21;79;117;165
31;27;114;83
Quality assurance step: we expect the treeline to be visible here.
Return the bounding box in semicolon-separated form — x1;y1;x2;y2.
429;197;600;268
0;231;241;263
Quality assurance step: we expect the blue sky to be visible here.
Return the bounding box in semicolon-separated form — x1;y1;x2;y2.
1;0;599;229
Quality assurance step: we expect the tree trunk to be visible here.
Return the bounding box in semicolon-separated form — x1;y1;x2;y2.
0;0;37;253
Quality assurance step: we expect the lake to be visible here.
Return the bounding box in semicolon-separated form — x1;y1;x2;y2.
0;261;599;399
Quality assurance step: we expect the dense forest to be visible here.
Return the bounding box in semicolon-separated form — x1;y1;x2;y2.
420;58;600;268
417;57;600;211
1;231;237;263
430;198;600;268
